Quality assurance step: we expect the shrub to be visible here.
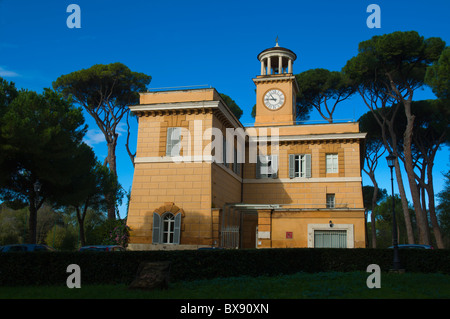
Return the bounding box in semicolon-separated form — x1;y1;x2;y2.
0;248;448;286
98;219;130;247
45;225;78;251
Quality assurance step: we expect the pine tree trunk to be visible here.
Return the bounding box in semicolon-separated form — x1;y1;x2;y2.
393;158;415;244
106;137;118;220
426;162;445;248
402;100;430;245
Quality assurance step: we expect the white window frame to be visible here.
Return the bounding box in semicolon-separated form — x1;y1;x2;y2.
257;155;278;179
307;223;354;248
162;213;175;244
326;193;335;208
166;127;182;157
152;212;182;244
326;153;338;173
289;154;311;178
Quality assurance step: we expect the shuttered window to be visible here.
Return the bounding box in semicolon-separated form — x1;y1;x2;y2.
152;212;182;244
257;155;278;178
326;154;338;173
314;230;347;248
166;127;182;156
289;154;311;178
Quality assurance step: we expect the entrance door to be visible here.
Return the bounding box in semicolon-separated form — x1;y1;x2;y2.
241;212;258;249
314;230;347;248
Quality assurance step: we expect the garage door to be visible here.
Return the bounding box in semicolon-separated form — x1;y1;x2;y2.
314;230;347;248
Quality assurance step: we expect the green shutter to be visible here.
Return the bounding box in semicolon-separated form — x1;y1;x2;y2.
305;154;312;178
173;213;182;244
152;213;161;244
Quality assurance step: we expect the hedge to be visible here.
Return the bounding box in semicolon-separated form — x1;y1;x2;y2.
0;248;449;286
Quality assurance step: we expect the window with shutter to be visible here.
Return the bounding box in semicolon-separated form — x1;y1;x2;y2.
326;154;338;173
289;154;312;178
257;155;278;178
166;127;182;156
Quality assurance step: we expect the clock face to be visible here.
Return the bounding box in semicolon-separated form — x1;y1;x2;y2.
264;89;285;110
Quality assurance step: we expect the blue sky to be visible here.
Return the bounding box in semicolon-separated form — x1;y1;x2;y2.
1;0;449;217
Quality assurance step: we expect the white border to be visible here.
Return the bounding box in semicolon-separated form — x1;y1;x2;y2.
307;223;354;248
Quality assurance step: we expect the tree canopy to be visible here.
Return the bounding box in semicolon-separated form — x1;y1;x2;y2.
343;30;446;246
295;68;355;123
0;83;88;243
53;62;151;219
220;93;243;120
426;46;450;100
53;62;151;174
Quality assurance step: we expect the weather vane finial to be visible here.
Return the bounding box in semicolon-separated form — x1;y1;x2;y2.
275;36;279;47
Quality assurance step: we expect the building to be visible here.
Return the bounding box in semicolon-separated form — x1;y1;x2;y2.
126;43;366;250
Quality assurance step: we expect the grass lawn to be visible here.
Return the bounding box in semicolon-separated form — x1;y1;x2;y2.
1;271;449;299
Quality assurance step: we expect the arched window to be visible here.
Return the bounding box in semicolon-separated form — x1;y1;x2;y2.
162;213;175;244
152;211;182;244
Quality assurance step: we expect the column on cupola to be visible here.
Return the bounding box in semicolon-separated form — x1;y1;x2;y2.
267;56;271;75
278;55;283;74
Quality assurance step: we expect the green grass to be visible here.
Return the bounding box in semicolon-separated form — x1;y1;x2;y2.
1;272;450;299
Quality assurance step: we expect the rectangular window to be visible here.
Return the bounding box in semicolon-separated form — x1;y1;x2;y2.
289;154;311;178
233;148;241;175
326;194;335;208
314;230;347;248
222;135;227;166
257;155;278;178
326;154;338;173
166;127;182;156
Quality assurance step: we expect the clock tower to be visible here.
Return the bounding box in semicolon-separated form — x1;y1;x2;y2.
253;41;299;126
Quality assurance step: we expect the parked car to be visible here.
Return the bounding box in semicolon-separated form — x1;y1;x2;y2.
0;244;55;252
79;245;125;252
197;247;224;250
388;244;433;249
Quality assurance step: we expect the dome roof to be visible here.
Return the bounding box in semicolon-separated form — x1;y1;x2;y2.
257;45;297;61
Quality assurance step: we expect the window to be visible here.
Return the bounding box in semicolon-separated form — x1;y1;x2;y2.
256;155;278;178
232;147;241;175
163;213;175;244
314;230;347;248
222;135;227;166
326;154;338;173
166;127;182;156
326;194;335;208
152;212;181;244
289;154;311;178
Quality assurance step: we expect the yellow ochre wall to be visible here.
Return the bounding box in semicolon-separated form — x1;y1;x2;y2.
127;88;366;250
